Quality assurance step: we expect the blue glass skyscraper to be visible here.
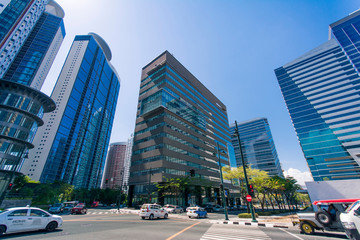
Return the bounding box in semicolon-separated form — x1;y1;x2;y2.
230;118;283;177
0;0;63;197
2;1;65;89
275;11;360;181
22;33;120;189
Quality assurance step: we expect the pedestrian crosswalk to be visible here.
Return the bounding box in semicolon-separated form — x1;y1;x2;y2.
200;224;271;240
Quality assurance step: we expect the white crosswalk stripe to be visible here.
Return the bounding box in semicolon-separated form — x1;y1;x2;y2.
201;224;271;240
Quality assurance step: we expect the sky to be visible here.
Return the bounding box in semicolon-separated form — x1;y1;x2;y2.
42;0;359;186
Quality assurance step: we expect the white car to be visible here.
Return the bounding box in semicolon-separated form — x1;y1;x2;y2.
139;203;168;220
340;200;360;240
0;206;63;236
164;205;184;213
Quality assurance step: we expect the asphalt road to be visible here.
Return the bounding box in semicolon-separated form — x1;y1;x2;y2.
0;209;349;240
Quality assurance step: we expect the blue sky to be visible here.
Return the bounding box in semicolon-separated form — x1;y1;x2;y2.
43;0;359;184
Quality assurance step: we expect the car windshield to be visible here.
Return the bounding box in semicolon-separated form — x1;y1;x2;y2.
75;204;83;207
53;203;62;207
141;205;150;209
346;200;360;213
0;210;9;215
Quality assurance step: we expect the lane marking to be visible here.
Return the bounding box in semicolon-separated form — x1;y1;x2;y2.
166;222;201;240
279;228;304;240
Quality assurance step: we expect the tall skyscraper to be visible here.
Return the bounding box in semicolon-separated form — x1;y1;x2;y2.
102;142;127;189
0;0;50;78
2;1;65;90
230;118;283;177
21;33;120;189
129;51;236;207
275;11;360;181
122;134;133;190
0;0;63;196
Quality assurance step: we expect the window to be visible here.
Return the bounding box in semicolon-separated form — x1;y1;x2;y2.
8;209;28;216
30;209;49;217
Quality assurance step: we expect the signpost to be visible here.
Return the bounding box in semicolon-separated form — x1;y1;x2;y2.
246;195;252;202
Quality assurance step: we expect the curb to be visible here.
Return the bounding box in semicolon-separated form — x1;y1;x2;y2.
210;220;289;228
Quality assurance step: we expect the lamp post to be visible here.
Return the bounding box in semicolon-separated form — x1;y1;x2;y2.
234;120;257;223
215;141;229;221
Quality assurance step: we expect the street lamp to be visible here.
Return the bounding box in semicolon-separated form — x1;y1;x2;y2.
234;120;257;223
215;141;229;221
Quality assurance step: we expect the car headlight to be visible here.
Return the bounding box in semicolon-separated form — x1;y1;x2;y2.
342;222;356;229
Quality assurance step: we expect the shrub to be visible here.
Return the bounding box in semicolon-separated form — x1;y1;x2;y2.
257;212;272;216
238;213;259;218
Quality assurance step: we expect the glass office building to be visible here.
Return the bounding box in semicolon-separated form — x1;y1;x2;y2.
0;0;50;78
230;118;283;177
2;1;65;90
0;0;62;197
129;51;236;207
274;11;360;181
21;33;120;189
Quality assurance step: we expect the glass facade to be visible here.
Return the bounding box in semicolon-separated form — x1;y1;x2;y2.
130;51;236;207
230;118;283;177
0;80;55;176
0;0;30;42
36;35;120;189
0;0;49;78
275;36;360;180
0;0;61;197
331;10;360;74
3;12;65;87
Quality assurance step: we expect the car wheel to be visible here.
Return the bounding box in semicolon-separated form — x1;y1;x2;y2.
149;214;154;220
141;217;145;219
315;211;332;226
0;225;6;236
45;221;58;232
188;216;191;218
164;213;168;219
300;221;314;235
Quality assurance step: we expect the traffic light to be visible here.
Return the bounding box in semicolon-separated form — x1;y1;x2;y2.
190;169;195;177
105;179;109;184
249;184;254;197
7;183;13;191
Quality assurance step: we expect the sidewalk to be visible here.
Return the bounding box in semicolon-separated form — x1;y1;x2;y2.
210;214;297;228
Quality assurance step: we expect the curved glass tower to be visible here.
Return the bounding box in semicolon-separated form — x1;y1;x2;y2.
0;0;64;198
22;33;120;189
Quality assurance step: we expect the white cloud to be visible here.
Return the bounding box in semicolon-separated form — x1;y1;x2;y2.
283;168;313;188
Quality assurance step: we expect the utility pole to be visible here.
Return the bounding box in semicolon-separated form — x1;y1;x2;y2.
234;120;257;223
215;141;229;221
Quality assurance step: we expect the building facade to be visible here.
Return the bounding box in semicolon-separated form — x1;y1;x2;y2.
230;118;283;177
0;0;50;78
0;0;63;197
129;51;236;207
2;1;65;90
21;33;120;189
274;11;360;181
102;142;127;189
122;134;133;190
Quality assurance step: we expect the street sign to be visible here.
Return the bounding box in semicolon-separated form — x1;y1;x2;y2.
246;194;252;202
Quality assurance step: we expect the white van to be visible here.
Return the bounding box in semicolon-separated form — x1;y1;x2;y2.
340;200;360;240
